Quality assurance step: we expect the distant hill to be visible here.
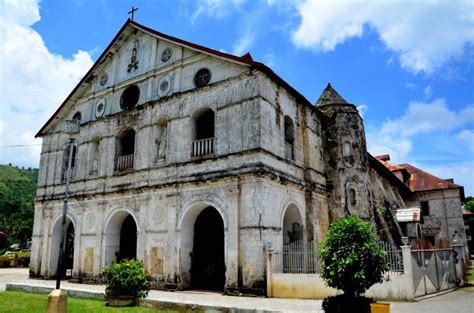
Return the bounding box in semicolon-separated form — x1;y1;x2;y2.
0;164;38;247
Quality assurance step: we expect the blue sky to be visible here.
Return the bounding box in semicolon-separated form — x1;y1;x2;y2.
0;0;473;195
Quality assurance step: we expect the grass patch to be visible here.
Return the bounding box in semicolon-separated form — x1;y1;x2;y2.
0;291;178;313
468;267;474;283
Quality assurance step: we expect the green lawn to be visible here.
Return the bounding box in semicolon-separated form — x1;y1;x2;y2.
468;266;474;283
0;291;178;313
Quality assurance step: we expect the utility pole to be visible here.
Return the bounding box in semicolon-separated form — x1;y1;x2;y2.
55;135;76;289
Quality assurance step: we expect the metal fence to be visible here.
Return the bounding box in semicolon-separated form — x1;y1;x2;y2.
379;241;404;274
272;241;320;274
411;248;457;297
272;240;403;275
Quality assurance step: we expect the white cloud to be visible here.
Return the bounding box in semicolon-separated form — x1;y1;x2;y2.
458;129;474;152
423;86;432;100
0;0;93;167
423;162;474;196
367;98;474;161
356;104;368;118
292;0;474;74
232;31;255;55
190;0;245;22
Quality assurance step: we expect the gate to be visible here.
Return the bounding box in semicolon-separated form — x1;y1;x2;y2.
411;248;458;297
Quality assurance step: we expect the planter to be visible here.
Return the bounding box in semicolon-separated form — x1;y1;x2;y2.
106;295;137;307
370;303;390;313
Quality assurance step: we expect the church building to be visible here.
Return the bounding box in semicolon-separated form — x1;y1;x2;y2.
31;19;414;294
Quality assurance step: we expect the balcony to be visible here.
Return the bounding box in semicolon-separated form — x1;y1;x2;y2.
192;137;214;157
285;142;294;160
114;154;134;172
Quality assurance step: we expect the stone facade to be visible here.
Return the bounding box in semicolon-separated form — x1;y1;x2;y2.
30;20;407;294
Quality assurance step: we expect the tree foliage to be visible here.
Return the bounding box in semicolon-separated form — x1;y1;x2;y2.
464;196;474;212
318;216;388;297
0;164;38;247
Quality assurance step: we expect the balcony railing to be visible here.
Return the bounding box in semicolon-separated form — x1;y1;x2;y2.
192;137;214;157
114;154;134;172
285;142;294;160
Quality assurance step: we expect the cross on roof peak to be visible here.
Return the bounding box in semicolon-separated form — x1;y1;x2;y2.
128;6;139;20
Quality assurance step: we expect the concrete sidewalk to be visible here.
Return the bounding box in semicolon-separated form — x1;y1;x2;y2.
1;269;473;312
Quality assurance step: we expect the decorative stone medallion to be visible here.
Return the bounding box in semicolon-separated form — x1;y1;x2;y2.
153;208;165;225
85;212;96;229
158;76;171;97
95;98;106;118
99;74;108;86
161;47;173;62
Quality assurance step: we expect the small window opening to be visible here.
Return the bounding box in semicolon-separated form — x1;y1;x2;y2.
62;145;77;181
421;201;429;216
284;116;295;160
191;108;215;157
120;85;140;110
72;112;81;124
194;68;211;87
115;129;136;172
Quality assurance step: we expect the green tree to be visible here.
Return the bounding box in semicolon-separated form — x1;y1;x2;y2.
319;216;388;297
0;164;38;248
464;196;474;212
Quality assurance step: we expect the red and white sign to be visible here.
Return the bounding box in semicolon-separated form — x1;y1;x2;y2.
396;208;421;222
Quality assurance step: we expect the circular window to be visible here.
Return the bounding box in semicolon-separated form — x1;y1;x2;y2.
161;47;173;62
194;68;211;87
95;98;106;118
99;74;108;86
120;85;140;110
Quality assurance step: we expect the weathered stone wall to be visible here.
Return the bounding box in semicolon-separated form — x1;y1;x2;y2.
405;189;467;247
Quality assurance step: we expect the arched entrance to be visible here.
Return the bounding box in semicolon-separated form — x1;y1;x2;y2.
105;211;137;266
191;207;225;290
50;217;75;278
282;204;304;245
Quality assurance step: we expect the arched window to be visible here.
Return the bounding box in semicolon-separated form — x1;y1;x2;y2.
191;108;215;157
115;128;135;172
62;144;77;181
72;112;81;126
284;116;295;160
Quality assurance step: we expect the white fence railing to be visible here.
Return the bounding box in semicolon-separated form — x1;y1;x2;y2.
272;241;320;274
114;154;134;172
192;137;214;157
272;240;402;275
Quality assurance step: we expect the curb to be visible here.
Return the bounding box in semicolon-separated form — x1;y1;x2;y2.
6;283;105;300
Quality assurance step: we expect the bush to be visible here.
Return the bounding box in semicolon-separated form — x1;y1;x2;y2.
103;259;150;299
318;216;388;297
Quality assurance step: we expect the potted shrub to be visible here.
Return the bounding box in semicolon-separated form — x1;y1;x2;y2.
103;259;150;307
318;216;388;313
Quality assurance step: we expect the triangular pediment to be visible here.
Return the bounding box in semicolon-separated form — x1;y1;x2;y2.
37;19;256;137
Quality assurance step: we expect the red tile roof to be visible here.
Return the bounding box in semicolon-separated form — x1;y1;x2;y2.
375;155;463;193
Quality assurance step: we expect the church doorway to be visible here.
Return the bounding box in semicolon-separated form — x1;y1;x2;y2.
50;217;75;278
191;206;225;291
118;215;137;262
105;211;137;266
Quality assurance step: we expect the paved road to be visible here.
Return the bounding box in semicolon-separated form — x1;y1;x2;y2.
1;268;472;312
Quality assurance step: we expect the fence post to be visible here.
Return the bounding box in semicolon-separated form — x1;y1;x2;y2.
401;245;415;301
266;248;273;297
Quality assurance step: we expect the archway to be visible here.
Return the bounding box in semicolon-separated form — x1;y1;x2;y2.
282;204;303;245
50;217;75;278
179;204;226;291
105;211;137;266
191;207;225;290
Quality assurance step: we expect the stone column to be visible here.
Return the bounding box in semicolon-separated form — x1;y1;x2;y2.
265;248;273;297
401;245;415;301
